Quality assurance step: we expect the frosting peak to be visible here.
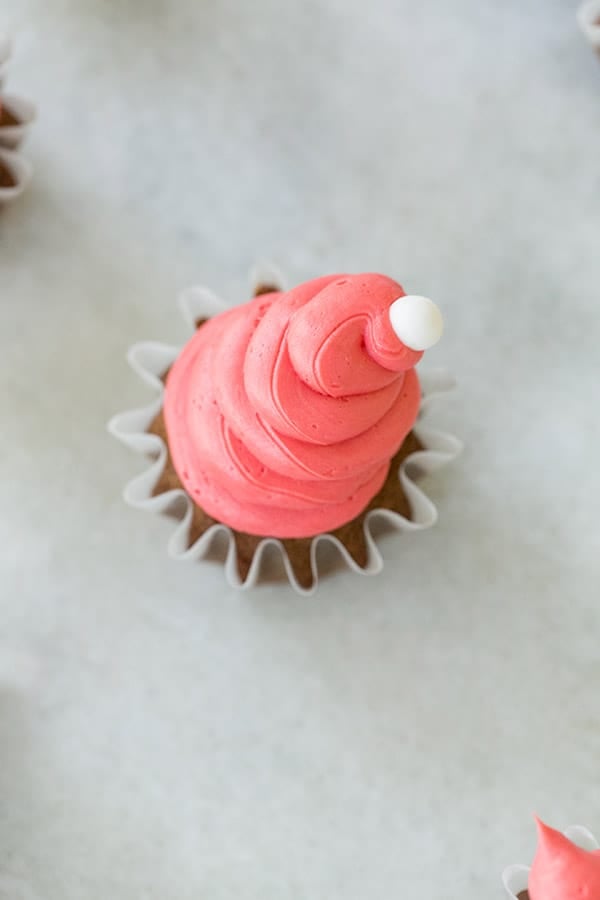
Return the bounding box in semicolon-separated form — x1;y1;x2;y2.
529;818;600;900
163;273;441;538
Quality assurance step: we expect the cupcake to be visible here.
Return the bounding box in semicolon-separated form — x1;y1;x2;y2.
109;270;460;593
578;1;600;54
503;817;600;899
0;36;35;204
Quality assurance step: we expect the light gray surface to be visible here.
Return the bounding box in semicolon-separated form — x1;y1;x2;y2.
1;2;599;898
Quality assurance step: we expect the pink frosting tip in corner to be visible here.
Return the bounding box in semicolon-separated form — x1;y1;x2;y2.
529;817;600;900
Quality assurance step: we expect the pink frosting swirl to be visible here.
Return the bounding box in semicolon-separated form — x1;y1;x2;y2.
163;273;426;538
529;819;600;900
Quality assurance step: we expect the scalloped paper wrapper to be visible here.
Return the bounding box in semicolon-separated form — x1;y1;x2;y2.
0;93;36;149
0;35;36;198
109;269;461;595
502;825;600;898
578;1;600;51
0;146;32;203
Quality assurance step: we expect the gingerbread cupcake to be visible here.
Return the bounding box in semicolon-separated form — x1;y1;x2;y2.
503;818;600;900
109;269;460;593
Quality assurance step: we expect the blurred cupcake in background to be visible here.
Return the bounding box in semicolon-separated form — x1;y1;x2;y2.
0;35;35;205
503;817;600;899
578;1;600;55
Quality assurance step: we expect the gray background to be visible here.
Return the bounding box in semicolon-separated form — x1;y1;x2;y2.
1;1;599;898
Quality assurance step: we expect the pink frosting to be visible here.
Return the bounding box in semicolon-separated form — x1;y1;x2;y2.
163;273;426;538
529;818;600;900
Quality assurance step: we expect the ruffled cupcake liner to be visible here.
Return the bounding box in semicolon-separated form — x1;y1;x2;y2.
0;146;32;204
109;269;461;595
578;0;600;52
502;825;599;898
0;35;35;202
0;93;36;149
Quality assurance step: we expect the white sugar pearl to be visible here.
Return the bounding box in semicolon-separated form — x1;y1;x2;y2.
388;295;443;351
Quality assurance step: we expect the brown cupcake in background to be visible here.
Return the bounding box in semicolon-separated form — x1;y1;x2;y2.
0;38;35;203
0;153;15;188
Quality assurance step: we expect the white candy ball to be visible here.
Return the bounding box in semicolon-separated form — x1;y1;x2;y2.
388;295;443;351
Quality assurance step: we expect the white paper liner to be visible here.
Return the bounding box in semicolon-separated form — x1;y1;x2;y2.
108;270;461;595
578;1;600;49
0;146;32;203
502;825;600;897
0;93;36;149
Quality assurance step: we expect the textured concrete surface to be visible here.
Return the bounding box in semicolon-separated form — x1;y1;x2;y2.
1;1;599;898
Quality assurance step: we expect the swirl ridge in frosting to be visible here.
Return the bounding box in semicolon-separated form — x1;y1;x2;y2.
163;273;431;538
